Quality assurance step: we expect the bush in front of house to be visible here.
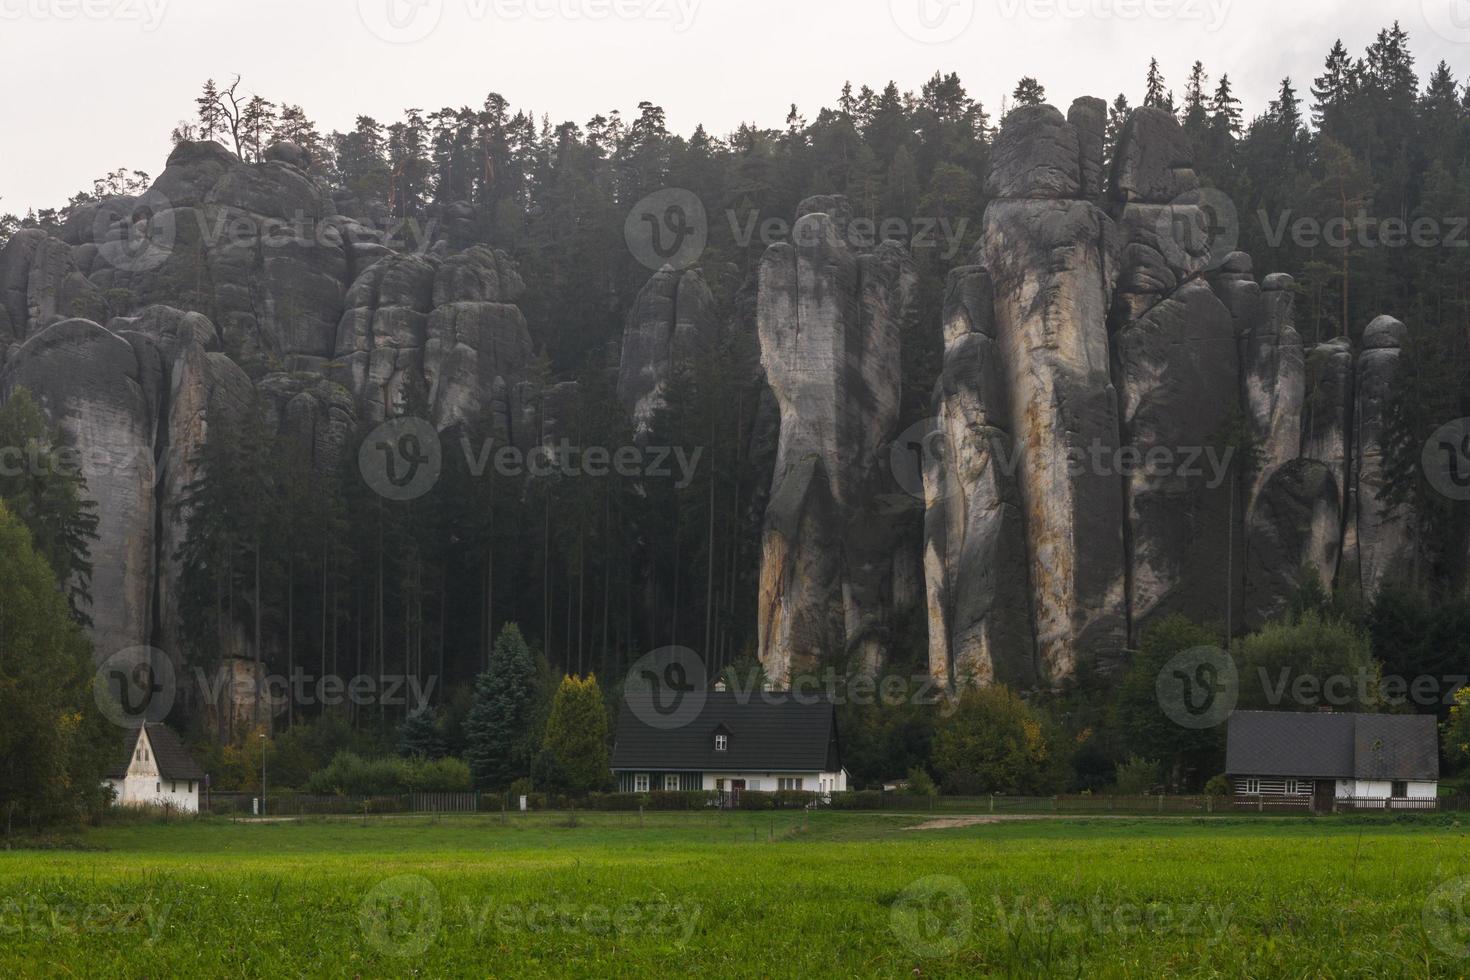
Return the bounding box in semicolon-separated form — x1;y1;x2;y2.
303;752;473;796
831;791;886;810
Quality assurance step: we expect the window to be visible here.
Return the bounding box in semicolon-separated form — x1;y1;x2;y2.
1244;778;1261;795
779;778;803;792
1392;781;1408;799
664;775;680;792
1285;779;1302;795
155;782;161;793
171;782;177;794
634;774;650;793
714;735;728;752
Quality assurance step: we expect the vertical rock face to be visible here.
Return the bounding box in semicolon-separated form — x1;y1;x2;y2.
0;229;106;349
1302;336;1354;512
617;267;717;434
907;101;1391;688
0;306;250;660
922;266;1036;690
1351;315;1416;595
756;197;914;683
978;104;1126;681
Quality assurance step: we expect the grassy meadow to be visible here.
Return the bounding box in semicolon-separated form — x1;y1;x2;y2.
3;810;1469;977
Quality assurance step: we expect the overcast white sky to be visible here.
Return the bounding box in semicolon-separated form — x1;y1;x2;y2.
2;0;1468;213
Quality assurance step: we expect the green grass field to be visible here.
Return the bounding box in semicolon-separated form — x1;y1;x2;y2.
4;810;1470;977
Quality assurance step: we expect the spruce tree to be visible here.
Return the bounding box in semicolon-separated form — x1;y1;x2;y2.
463;623;538;789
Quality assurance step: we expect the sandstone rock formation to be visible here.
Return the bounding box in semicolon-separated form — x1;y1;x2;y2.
617;266;717;434
756;198;915;683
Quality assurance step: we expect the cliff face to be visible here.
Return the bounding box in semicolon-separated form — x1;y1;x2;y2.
755;199;917;684
0;116;1422;696
754;102;1419;689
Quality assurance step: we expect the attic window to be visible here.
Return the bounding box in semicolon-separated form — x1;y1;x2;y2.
715;734;728;752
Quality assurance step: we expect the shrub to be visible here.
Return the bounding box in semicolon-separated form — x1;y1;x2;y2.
736;791;776;810
906;767;939;797
1204;774;1232;797
772;790;817;809
302;752;472;796
831;791;885;810
1113;756;1160;796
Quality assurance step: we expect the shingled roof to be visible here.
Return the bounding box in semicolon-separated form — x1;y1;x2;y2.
612;692;842;773
1226;711;1438;781
104;724;206;782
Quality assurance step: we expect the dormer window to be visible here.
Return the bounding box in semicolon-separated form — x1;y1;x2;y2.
715;734;728;752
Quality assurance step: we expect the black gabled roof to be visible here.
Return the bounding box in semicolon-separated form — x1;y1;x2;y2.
104;724;205;782
1226;711;1438;781
611;692;841;773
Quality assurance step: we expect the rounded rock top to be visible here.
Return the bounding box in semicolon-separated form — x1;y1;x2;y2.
1363;315;1407;349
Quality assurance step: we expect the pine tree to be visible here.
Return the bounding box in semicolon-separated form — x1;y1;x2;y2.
1143;58;1169;110
463;623;539;789
541;673;609;796
1183;61;1210;133
1011;77;1046;109
1210;74;1243;138
1105;94;1131;169
1269;77;1302;134
1311;39;1354;131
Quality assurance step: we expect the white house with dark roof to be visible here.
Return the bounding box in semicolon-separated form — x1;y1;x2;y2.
1225;711;1439;811
104;723;205;813
611;693;848;798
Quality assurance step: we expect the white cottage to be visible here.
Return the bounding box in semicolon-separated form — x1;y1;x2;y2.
1226;711;1440;811
105;723;205;813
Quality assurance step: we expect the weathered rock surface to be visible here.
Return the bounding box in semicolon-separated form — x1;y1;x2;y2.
82;140;351;368
922;266;1036;690
617;267;717;433
978;105;1126;680
1350;316;1417;595
1245;459;1343;626
0;306;250;659
756;198;915;683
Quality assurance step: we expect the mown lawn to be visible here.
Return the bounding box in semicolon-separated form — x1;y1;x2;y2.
2;811;1469;977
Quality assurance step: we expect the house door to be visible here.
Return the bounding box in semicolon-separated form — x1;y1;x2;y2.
1314;780;1335;813
731;779;745;804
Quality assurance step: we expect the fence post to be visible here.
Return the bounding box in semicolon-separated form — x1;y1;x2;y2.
1158;794;1163;813
990;794;995;814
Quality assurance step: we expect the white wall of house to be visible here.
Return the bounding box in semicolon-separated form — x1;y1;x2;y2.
108;729;200;813
699;771;847;793
1337;779;1437;800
